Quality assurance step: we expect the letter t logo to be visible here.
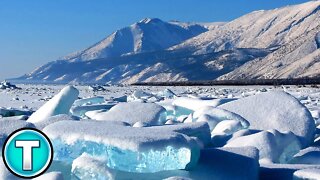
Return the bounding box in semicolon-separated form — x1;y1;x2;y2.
15;140;40;171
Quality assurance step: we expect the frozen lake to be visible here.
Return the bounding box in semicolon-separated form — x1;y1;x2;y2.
1;84;320;114
0;83;320;179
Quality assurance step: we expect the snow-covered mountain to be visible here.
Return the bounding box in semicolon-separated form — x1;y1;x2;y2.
12;1;320;84
218;25;320;80
171;1;320;54
62;18;209;61
15;48;269;84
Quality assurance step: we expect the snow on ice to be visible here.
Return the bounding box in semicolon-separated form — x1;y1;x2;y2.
290;146;320;165
0;120;34;146
225;130;301;163
43;120;202;173
86;102;167;126
293;168;320;180
220;91;316;147
0;84;320;179
72;153;116;179
27;86;79;123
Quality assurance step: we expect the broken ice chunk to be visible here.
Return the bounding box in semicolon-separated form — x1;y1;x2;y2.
73;96;105;106
156;99;193;122
127;90;155;102
310;110;320;120
132;121;150;127
157;89;176;99
225;130;301;163
86;102;166;126
70;103;115;118
159;121;211;146
173;97;236;111
211;119;244;136
165;120;177;125
0;120;35;146
186;107;249;132
72;153;115;180
220;91;316;147
113;95;127;102
27;86;79;123
43;121;202;173
293;168;320;180
33;114;78;130
290;147;320;165
173;106;194;120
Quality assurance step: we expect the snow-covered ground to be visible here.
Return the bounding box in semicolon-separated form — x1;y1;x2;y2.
1;83;320;179
1;84;320;112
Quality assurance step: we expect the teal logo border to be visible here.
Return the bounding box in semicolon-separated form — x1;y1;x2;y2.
2;128;54;179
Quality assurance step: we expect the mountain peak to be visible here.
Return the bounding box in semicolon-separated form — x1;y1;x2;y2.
61;18;208;61
138;18;163;24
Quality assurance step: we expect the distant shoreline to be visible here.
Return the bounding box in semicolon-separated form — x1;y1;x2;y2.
7;77;320;87
133;78;320;86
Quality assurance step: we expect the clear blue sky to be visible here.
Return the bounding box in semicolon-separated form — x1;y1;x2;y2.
0;0;311;80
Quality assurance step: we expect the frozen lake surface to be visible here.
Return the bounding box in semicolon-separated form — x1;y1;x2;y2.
1;83;320;179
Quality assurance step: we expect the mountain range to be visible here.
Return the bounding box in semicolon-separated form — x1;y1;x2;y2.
12;1;320;84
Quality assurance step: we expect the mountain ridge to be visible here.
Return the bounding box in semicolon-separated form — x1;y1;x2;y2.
61;18;209;61
11;1;320;84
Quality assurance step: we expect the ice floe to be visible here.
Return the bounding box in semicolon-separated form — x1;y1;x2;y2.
186;106;249;132
33;114;79;130
73;96;105;106
293;168;320;180
127;90;164;103
70;103;115;118
225;130;301;163
86;102;166;126
290;146;320;165
27;86;79;123
220;91;316;147
173;97;236;111
43;120;206;173
72;153;115;179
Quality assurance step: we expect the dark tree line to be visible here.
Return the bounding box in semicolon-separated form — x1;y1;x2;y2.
132;77;320;86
